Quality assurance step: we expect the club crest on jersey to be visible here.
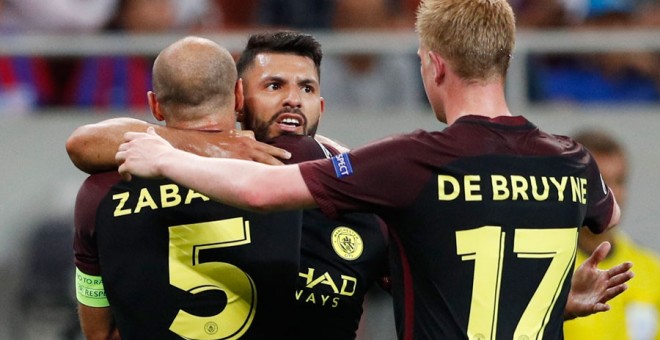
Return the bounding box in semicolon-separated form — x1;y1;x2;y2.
331;226;363;261
331;153;353;178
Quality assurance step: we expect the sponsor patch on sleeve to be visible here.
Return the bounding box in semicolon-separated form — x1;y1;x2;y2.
331;153;353;178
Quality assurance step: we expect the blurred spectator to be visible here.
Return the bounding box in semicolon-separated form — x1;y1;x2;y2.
528;0;660;104
557;0;659;24
511;0;571;28
390;0;422;28
215;0;260;29
171;0;218;30
636;1;660;27
63;55;153;110
0;56;55;115
320;0;424;112
0;1;118;114
106;0;176;33
61;0;164;111
63;0;217;111
0;0;117;32
257;0;336;30
564;129;660;340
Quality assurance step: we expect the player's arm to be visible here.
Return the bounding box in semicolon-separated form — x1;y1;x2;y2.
78;304;120;340
564;241;634;320
606;195;621;232
116;128;315;212
66;117;290;174
76;266;119;339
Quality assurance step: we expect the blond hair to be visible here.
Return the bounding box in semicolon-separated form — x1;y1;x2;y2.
416;0;515;81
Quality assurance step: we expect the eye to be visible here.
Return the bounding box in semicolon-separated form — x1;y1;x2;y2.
302;85;314;93
266;83;281;90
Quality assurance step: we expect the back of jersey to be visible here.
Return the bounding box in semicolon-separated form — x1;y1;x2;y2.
95;177;302;339
384;117;612;339
297;116;615;339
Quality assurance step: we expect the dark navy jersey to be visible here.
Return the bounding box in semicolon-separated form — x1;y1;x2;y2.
299;115;616;340
295;208;388;340
74;161;303;338
273;135;390;340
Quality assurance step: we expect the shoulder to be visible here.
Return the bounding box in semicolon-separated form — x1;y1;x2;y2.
354;130;430;153
80;172;122;191
78;172;121;203
75;172;122;222
268;135;328;164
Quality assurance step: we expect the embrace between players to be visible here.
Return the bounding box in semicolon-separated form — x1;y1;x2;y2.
69;1;634;339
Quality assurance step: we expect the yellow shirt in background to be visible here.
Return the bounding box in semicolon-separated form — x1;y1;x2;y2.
564;232;660;340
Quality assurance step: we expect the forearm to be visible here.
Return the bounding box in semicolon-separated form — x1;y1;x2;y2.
157;150;315;212
68;118;288;174
66;118;224;174
67;118;155;173
78;304;120;340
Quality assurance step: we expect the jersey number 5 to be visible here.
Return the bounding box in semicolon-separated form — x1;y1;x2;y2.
168;217;256;339
456;226;578;340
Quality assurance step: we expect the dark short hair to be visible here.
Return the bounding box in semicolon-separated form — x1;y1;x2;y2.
236;31;323;80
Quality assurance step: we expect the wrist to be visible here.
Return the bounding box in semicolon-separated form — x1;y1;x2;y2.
155;148;179;178
563;310;577;321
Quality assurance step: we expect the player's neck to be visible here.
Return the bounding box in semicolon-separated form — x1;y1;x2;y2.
444;81;511;125
167;110;237;132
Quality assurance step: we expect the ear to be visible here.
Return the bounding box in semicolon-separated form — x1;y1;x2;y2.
235;79;245;122
319;96;325;119
428;51;446;85
148;91;165;122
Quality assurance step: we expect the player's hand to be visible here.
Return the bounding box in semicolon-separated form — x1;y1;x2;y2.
187;129;290;165
116;127;175;181
564;241;634;320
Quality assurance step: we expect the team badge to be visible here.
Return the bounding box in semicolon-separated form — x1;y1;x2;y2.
331;226;363;261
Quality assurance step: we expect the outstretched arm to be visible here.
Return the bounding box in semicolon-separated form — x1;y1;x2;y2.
116;128;316;212
66;117;290;174
564;241;634;320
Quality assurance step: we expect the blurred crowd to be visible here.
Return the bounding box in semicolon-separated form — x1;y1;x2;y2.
0;0;658;114
514;0;660;104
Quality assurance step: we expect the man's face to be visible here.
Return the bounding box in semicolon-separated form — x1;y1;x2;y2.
240;52;324;141
593;152;628;209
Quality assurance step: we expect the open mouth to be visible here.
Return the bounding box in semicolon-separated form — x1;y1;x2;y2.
279;117;301;127
275;113;305;133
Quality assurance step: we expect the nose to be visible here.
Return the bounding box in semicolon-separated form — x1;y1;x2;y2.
283;86;302;108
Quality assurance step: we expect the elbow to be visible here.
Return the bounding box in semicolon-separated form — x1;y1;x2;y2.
66;126;94;173
241;190;276;213
598;198;622;234
608;200;621;229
